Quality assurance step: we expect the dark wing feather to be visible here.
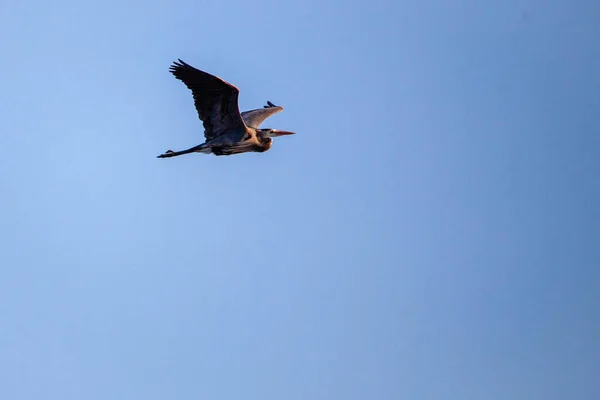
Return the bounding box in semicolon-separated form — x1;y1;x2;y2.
241;101;283;128
170;59;247;141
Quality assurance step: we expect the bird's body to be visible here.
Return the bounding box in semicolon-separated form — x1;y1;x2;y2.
158;60;295;158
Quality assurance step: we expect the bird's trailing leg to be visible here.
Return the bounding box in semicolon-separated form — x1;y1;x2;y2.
157;144;210;158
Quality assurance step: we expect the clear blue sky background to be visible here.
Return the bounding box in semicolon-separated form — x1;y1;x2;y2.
1;0;598;399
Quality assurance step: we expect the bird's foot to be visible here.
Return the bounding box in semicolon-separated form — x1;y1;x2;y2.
157;150;174;158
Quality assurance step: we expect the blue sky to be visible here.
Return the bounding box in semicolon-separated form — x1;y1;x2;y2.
1;0;598;398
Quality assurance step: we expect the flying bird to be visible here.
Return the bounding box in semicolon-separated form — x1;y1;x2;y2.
158;59;295;158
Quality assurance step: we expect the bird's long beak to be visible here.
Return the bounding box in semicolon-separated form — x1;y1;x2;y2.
272;130;296;137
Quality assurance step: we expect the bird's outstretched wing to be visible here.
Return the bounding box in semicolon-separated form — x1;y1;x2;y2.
169;59;247;141
241;101;284;128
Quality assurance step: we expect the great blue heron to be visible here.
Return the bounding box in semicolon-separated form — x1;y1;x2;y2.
158;59;295;158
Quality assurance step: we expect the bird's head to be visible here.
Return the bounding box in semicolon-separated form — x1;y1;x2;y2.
259;128;296;138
